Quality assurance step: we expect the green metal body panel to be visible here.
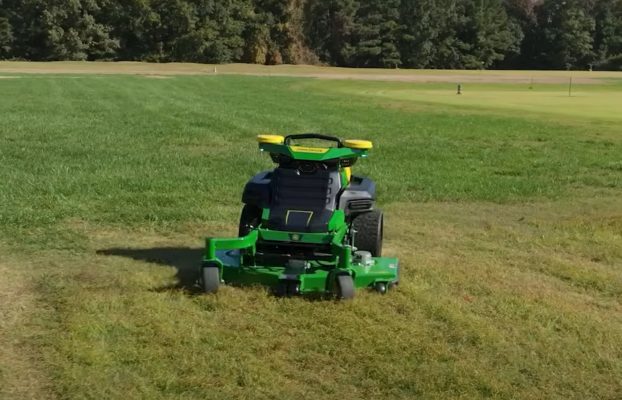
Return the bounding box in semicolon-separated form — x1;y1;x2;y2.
259;143;368;161
259;229;332;244
203;225;399;294
207;248;399;294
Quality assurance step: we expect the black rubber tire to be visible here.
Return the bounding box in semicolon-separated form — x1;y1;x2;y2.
274;280;301;297
352;210;384;257
374;282;388;295
336;274;355;300
238;205;262;237
288;281;301;296
202;266;220;294
274;281;287;297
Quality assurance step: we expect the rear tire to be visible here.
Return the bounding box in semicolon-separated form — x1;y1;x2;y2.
352;210;383;257
336;274;355;300
202;266;220;294
239;205;262;237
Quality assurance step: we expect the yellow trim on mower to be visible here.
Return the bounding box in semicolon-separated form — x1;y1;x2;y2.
343;139;373;149
289;145;330;154
257;134;285;144
344;167;352;182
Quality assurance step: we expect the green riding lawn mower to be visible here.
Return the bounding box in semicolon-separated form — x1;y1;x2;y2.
201;133;399;299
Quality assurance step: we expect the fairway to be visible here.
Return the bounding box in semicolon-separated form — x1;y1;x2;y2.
316;80;622;124
0;64;621;399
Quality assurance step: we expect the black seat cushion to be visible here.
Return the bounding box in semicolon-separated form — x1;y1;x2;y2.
267;167;341;233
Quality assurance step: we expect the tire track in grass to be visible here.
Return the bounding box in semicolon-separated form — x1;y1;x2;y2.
0;262;55;399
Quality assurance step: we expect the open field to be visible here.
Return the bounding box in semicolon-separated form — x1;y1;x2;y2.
0;64;621;399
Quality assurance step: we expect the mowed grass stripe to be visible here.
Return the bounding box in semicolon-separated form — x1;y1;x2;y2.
1;76;620;234
25;197;622;399
307;78;622;125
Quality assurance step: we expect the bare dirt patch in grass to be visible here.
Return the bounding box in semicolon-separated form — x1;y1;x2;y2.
142;75;172;79
235;71;605;84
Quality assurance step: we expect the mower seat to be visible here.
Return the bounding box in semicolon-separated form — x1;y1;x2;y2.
266;167;341;233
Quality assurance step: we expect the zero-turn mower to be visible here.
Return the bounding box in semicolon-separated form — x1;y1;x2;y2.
201;133;399;299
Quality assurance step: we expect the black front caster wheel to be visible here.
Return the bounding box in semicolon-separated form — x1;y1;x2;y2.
336;274;355;300
289;282;301;296
274;280;300;297
373;282;387;295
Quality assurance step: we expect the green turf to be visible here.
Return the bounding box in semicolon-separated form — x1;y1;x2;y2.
1;76;620;233
0;73;621;399
309;78;622;124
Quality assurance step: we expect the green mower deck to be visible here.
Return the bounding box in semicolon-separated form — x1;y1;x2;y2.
210;249;398;296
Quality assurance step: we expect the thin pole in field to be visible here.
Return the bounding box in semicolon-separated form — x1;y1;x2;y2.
568;76;573;97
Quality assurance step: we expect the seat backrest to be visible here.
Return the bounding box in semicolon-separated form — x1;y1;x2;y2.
267;166;341;233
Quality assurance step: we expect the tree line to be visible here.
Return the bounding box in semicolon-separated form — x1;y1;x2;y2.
0;0;621;70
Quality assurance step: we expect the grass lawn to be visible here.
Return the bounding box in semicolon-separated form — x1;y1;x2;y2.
0;65;621;399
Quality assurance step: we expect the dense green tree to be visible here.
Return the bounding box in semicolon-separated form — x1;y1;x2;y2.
0;17;13;58
8;0;119;60
0;0;620;70
0;1;13;58
593;0;622;68
399;0;445;68
245;0;285;64
535;0;596;69
96;0;250;63
399;0;521;69
399;0;473;69
304;0;358;65
282;0;318;64
501;0;539;68
173;0;249;63
349;0;401;67
95;0;157;60
465;0;523;68
244;0;314;64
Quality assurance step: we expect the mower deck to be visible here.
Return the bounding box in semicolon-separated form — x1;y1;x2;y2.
213;249;399;295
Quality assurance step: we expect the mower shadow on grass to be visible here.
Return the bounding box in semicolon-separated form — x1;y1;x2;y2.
96;247;203;293
96;247;357;301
